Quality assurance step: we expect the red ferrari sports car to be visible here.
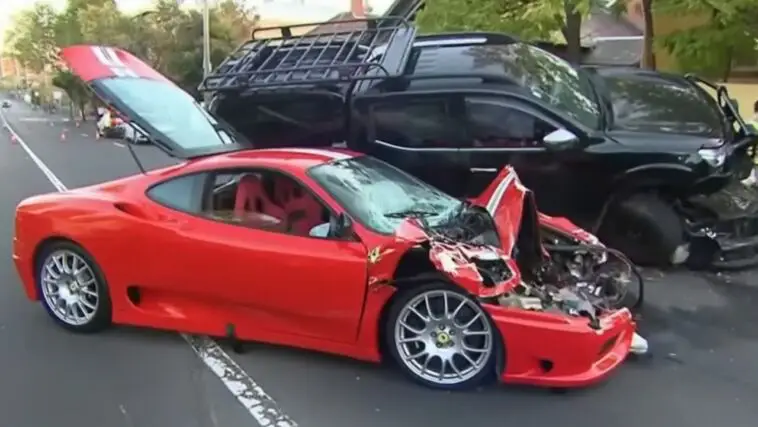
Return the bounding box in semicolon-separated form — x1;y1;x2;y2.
13;45;644;390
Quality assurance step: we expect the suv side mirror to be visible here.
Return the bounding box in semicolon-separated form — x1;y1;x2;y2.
328;212;354;238
543;128;581;151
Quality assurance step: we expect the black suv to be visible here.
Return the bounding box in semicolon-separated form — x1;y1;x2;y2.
201;17;758;269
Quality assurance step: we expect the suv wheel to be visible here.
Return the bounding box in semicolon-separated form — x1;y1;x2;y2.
600;193;686;266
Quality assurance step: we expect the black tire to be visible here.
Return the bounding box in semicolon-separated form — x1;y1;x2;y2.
599;193;685;267
384;281;498;390
35;241;112;333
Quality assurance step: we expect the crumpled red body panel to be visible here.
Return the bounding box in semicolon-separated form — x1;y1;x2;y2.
538;212;603;246
368;218;520;297
469;166;529;253
368;168;605;299
427;239;521;297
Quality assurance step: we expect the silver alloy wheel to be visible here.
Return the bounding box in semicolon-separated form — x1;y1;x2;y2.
394;289;493;386
39;249;100;326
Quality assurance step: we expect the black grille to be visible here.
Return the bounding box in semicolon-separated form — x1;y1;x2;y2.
713;216;758;238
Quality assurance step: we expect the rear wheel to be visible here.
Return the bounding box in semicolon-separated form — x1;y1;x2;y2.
385;282;497;390
36;241;112;333
600;193;686;267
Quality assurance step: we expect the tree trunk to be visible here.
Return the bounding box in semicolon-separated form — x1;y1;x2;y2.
641;0;656;70
78;101;86;121
722;47;733;82
563;1;583;64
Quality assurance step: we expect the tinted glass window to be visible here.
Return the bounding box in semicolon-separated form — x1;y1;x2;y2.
202;169;331;238
602;74;723;137
101;78;241;151
469;43;600;128
147;173;206;212
215;95;344;147
371;99;461;148
309;156;462;234
465;98;556;148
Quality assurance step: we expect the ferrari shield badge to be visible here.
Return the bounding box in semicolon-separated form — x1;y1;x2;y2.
368;246;382;264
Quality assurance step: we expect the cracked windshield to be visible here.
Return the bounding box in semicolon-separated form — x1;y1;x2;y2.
2;0;758;427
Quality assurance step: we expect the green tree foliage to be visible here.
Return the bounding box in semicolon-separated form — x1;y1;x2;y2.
656;0;758;79
4;3;59;72
416;0;610;63
5;0;257;111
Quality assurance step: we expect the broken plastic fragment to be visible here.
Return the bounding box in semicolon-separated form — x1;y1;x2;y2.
630;332;649;355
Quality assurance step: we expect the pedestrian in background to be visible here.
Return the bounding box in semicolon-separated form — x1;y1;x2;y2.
749;100;758;131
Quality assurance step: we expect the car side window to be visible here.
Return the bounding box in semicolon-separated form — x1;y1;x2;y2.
465;97;556;149
201;169;333;239
370;98;461;149
146;173;206;213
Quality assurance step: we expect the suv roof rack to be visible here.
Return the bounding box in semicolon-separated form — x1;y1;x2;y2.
198;17;416;93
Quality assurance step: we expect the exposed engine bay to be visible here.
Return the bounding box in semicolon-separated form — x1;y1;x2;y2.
428;201;643;329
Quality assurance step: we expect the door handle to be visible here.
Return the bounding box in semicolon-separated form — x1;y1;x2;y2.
470;167;498;173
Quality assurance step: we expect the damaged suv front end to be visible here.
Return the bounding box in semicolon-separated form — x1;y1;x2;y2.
597;69;758;269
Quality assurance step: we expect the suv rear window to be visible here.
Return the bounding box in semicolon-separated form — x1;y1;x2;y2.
213;94;344;147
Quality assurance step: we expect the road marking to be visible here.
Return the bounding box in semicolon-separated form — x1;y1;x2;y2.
114;142;126;148
1;109;298;427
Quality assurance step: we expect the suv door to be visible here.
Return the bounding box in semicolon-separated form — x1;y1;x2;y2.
461;95;590;217
353;94;470;197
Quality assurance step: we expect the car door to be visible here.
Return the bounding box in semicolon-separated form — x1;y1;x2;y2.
461;95;591;217
143;168;369;344
352;93;471;197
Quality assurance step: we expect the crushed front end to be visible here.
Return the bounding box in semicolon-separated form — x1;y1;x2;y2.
682;75;758;269
415;223;639;387
684;182;758;269
403;172;644;387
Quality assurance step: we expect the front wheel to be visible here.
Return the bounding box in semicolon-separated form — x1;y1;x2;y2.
599;193;686;267
385;283;497;390
36;242;112;333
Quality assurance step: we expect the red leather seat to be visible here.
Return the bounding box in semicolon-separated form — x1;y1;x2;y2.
234;174;286;221
274;178;325;235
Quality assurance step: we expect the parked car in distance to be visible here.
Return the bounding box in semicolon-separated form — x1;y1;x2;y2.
122;122;149;144
199;17;758;270
95;109;126;139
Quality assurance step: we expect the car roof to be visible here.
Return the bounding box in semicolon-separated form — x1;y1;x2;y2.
186;147;360;173
367;42;530;93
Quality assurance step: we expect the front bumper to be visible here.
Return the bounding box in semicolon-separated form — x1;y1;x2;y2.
484;304;635;388
685;180;758;269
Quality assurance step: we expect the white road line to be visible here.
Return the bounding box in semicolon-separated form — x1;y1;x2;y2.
1;110;298;427
114;142;126;148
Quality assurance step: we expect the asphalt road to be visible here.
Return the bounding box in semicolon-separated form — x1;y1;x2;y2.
1;99;758;427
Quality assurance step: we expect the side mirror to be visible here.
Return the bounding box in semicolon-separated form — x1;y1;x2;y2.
328;212;354;238
543;128;581;151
